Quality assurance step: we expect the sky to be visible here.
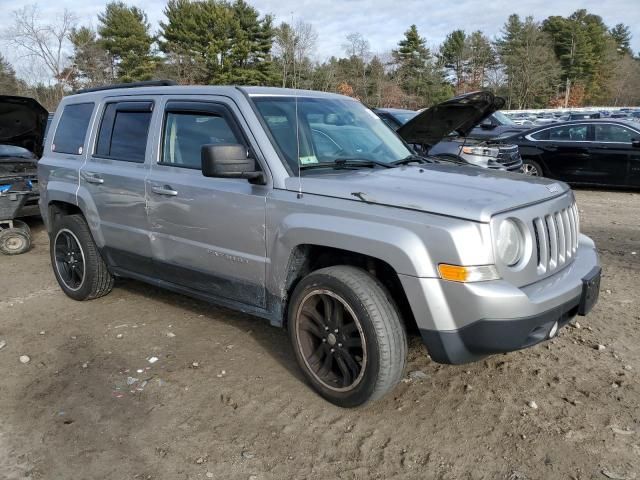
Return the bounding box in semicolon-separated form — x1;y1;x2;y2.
1;0;639;81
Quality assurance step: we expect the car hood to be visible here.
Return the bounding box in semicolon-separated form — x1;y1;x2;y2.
0;95;48;158
397;91;505;147
288;164;569;222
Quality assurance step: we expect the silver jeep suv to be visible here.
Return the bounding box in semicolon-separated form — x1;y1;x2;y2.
39;84;601;407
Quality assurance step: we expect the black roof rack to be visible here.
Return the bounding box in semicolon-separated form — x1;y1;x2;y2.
74;80;178;94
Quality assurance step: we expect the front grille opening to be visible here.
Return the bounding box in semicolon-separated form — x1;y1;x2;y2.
533;220;541;268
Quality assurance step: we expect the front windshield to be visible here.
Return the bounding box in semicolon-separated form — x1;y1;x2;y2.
0;145;35;159
492;111;515;126
252;96;412;174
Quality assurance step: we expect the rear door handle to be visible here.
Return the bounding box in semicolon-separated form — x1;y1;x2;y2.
151;185;178;196
83;172;104;184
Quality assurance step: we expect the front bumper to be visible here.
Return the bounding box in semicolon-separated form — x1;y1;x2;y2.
399;235;600;364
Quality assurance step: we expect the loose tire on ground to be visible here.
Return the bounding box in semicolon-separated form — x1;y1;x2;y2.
50;214;114;301
0;227;31;255
288;265;407;407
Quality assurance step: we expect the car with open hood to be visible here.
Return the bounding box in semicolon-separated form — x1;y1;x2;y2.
0;95;48;254
377;93;522;172
39;83;600;407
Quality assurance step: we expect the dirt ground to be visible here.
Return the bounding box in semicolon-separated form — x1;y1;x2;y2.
0;189;638;480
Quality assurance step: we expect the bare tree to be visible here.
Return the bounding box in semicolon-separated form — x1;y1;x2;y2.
3;4;76;96
273;20;317;88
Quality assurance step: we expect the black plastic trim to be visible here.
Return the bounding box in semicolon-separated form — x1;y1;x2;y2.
420;294;583;365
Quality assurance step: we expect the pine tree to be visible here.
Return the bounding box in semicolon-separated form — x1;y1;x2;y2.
0;54;25;95
98;2;156;82
392;25;452;106
610;24;632;56
440;30;466;90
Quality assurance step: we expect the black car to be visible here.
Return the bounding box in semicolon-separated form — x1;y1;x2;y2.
467;111;531;140
499;119;640;187
373;106;523;172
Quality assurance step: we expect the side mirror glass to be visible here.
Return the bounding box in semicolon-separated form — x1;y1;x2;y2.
201;144;264;183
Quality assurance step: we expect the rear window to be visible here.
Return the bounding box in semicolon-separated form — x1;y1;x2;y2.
52;103;94;155
95;102;152;163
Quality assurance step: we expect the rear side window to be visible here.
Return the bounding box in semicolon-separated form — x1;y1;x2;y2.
52;103;94;155
548;124;588;141
95;101;152;163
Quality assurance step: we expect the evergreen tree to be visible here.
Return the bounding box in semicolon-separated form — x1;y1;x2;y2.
67;27;113;88
496;15;561;108
392;25;452;106
610;24;632;55
98;2;156;82
160;0;276;85
440;30;466;89
0;54;25;95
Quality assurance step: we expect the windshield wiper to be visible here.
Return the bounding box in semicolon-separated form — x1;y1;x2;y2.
391;154;433;166
300;157;395;170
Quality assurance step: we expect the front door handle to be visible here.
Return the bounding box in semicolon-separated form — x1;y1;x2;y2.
83;172;104;184
151;185;178;196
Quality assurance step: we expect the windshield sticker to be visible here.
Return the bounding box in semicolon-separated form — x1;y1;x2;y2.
299;155;318;165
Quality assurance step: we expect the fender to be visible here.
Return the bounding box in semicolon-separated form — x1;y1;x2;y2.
267;213;437;302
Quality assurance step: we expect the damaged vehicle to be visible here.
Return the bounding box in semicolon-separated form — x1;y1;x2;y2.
40;84;601;407
0;96;48;254
374;103;523;172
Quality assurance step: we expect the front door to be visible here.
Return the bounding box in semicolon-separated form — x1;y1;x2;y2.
80;98;155;276
145;99;268;308
539;123;591;182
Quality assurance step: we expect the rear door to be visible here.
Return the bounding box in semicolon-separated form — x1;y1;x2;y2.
590;122;636;186
532;123;591;182
145;97;268;308
80;98;155;276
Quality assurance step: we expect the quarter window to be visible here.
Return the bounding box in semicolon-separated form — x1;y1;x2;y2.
161;112;241;169
548;124;588;141
95;102;152;162
594;124;635;143
52;103;94;155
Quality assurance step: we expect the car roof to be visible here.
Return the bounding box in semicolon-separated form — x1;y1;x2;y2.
63;85;351;104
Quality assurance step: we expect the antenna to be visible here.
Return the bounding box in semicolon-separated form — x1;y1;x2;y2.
292;12;303;199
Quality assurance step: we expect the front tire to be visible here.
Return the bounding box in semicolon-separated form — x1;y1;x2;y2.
50;214;114;301
288;266;407;407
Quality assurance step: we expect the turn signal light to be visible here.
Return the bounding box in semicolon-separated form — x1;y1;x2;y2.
438;264;500;283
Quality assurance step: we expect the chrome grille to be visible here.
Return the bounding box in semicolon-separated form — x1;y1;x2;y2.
532;202;579;274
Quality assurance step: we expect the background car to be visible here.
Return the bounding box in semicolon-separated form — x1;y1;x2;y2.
373;107;523;172
467;111;531;139
498;119;640;187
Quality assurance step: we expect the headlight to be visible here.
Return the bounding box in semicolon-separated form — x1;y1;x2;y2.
496;219;524;266
461;146;500;157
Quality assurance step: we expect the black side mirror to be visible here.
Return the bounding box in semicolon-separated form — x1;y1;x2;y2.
632;139;640;148
479;119;495;129
201;144;264;183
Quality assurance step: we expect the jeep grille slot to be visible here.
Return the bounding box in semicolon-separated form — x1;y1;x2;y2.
532;203;578;274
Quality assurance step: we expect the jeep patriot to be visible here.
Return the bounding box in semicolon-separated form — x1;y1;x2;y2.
39;84;601;407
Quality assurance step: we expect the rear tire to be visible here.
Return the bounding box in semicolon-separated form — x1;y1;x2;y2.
288;266;407;407
522;159;544;177
0;227;31;255
50;214;114;300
